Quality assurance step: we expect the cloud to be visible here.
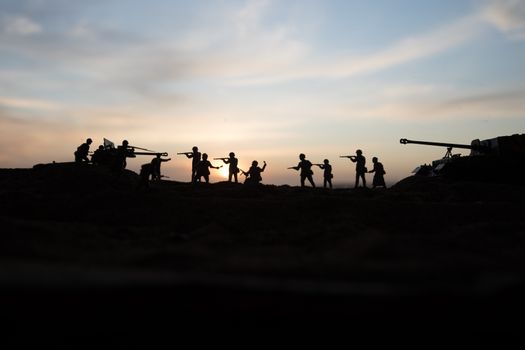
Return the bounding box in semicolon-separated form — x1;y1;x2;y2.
227;13;485;85
481;0;525;39
1;15;42;35
0;96;62;110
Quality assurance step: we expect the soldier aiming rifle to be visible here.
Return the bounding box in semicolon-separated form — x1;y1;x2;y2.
214;152;239;183
178;146;201;182
314;159;333;189
342;149;367;188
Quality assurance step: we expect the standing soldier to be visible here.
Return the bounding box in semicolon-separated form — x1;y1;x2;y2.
194;153;221;184
369;157;387;189
74;138;93;163
151;154;171;181
218;152;239;183
289;153;316;188
182;146;201;182
315;159;333;189
348;149;367;188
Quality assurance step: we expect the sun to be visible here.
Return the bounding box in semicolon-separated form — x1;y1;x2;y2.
218;165;229;179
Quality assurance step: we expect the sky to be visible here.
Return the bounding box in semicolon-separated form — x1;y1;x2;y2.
1;0;524;186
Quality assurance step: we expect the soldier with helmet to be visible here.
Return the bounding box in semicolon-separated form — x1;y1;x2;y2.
114;140;133;172
348;149;367;188
182;146;201;182
369;156;387;189
243;160;266;185
289;153;316;188
74;138;93;163
219;152;239;183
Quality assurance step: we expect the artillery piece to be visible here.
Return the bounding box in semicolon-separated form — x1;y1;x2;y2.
400;134;525;183
93;138;168;172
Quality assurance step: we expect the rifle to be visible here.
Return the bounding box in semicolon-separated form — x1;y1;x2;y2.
213;157;229;161
312;163;324;166
177;152;193;156
340;155;354;159
287;167;297;170
239;168;248;176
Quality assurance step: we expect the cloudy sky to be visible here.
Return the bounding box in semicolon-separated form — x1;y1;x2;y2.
1;0;524;185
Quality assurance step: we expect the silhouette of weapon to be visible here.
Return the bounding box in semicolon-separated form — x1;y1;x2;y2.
287;167;297;170
133;152;169;157
340;155;355;159
131;145;157;152
239;169;248;176
313;163;324;166
213;157;229;161
177;152;193;156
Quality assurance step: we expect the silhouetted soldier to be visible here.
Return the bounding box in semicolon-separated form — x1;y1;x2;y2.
194;153;221;183
138;162;154;189
151;154;171;181
217;152;239;183
289;153;315;188
74;138;92;163
369;157;387;189
348;149;367;188
243;160;266;185
91;145;106;165
315;159;333;189
184;146;201;181
115;140;133;172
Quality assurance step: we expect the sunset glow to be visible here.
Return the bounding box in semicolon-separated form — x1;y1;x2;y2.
1;0;524;186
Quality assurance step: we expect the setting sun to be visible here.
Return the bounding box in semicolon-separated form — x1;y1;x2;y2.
218;165;229;179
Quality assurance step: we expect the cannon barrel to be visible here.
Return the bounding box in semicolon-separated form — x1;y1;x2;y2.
132;151;169;157
400;138;481;151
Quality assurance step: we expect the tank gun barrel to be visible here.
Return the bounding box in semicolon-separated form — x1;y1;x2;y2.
400;138;482;151
133;151;169;157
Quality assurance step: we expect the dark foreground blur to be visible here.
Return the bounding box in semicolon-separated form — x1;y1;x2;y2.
1;164;525;343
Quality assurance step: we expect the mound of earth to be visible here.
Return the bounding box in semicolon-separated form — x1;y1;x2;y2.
1;165;525;342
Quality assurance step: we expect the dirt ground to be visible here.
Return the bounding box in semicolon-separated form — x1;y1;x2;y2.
1;163;524;343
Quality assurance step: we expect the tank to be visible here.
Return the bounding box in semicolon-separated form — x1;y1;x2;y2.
400;134;525;183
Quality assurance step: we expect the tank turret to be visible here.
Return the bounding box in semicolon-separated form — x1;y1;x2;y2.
400;134;525;183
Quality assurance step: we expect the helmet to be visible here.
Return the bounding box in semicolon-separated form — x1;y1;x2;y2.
192;146;198;151
229;152;235;157
123;140;129;146
299;153;305;159
87;138;93;144
356;149;362;155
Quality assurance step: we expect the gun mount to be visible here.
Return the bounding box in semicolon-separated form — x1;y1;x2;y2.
92;138;169;171
399;134;525;183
